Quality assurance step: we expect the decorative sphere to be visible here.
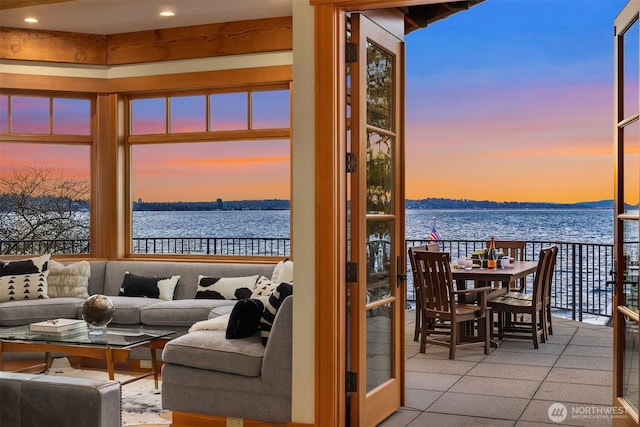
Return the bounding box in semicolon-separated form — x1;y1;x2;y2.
82;295;114;327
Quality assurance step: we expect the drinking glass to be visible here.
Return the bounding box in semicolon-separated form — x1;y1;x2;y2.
477;251;485;270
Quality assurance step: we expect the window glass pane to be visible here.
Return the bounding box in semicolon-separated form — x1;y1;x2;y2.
0;95;7;133
170;95;206;133
366;301;392;392
367;131;393;214
53;98;91;135
623;120;640;214
210;93;248;131
12;96;49;134
251;90;290;129
130;140;290;256
624;19;639;119
0;143;91;255
131;98;166;134
367;219;392;304
367;40;393;130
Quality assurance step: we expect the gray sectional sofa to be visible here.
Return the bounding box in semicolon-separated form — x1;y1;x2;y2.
0;258;293;424
0;259;275;332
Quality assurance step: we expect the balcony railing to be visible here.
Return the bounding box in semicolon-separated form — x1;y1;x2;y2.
405;239;617;323
0;237;624;322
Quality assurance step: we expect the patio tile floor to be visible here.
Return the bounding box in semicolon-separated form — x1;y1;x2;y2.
378;312;614;427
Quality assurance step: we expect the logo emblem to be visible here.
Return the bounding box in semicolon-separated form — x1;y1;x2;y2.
548;402;567;423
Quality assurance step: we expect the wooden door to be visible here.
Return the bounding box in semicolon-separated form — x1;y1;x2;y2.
614;1;640;425
347;11;406;427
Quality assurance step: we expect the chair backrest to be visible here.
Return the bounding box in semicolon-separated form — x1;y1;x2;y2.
532;246;554;305
412;250;454;316
408;244;441;281
543;245;558;303
488;240;526;261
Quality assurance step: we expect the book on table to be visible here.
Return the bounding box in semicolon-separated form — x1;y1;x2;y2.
31;326;89;338
29;318;87;333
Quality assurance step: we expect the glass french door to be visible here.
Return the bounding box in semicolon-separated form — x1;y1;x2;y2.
615;1;640;425
347;11;405;427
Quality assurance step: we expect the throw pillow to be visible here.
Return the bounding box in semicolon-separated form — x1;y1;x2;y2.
188;314;230;332
226;298;265;339
0;254;51;302
118;272;180;301
47;260;90;298
259;282;293;345
270;258;293;285
0;254;50;276
251;275;277;298
194;275;259;300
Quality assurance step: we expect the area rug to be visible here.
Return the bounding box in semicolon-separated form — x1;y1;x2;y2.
48;358;171;426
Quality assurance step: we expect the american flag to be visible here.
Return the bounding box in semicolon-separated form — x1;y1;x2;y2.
428;226;443;245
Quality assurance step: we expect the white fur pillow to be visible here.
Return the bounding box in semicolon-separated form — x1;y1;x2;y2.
188;314;230;332
47;260;90;298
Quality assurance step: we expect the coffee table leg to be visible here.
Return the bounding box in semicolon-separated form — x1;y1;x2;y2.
105;348;115;380
150;347;159;389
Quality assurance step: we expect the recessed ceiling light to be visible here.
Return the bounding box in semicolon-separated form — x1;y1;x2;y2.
159;11;175;17
24;17;38;24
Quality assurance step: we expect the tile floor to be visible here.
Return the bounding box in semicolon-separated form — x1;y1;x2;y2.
379;312;614;427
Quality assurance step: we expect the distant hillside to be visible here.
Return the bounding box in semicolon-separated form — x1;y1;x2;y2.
405;198;616;210
133;199;289;211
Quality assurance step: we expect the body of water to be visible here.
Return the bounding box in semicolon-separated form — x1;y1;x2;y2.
134;208;618;244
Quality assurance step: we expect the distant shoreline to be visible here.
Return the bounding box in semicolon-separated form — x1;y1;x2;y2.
130;198;625;211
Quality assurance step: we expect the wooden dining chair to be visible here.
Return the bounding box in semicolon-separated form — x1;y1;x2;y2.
488;246;553;349
542;245;558;340
408;244;441;341
413;250;492;359
487;239;526;291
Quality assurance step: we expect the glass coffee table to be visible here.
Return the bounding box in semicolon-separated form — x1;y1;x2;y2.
0;325;174;386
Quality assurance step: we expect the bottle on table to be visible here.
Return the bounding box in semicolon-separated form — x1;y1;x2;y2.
487;236;497;269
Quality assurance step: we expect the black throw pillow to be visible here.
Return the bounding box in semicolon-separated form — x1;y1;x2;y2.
226;298;265;339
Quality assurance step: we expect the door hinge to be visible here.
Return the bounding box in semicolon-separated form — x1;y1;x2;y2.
346;371;358;392
346;152;357;173
346;42;357;64
346;261;358;283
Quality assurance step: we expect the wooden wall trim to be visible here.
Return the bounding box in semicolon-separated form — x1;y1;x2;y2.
315;4;346;427
108;65;292;93
0;27;107;64
0;16;292;66
107;16;292;65
0;73;107;92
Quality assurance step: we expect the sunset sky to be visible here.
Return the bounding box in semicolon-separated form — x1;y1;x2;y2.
0;0;630;204
404;0;627;203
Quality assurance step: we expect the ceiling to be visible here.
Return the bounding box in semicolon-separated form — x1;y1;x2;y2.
0;0;293;35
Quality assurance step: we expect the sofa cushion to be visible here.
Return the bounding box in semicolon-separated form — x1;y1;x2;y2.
0;298;84;326
118;272;180;301
162;330;264;377
194;275;258;300
48;260;90;299
140;299;235;327
270;259;293;284
259;283;293;345
0;254;51;303
226;298;265;339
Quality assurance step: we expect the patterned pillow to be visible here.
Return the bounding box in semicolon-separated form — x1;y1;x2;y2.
47;260;90;298
226;298;265;339
118;272;180;301
194;275;259;300
259;282;293;345
270;259;293;284
0;254;51;302
251;275;278;298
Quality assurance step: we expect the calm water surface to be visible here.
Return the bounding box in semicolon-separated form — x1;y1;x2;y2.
134;208;620;244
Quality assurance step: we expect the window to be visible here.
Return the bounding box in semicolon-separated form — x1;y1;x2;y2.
0;93;92;255
127;87;291;257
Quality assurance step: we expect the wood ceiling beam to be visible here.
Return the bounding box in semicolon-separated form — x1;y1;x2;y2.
0;0;75;11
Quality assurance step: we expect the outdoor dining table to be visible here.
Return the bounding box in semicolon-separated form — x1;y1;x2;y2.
450;260;539;347
451;260;539;294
